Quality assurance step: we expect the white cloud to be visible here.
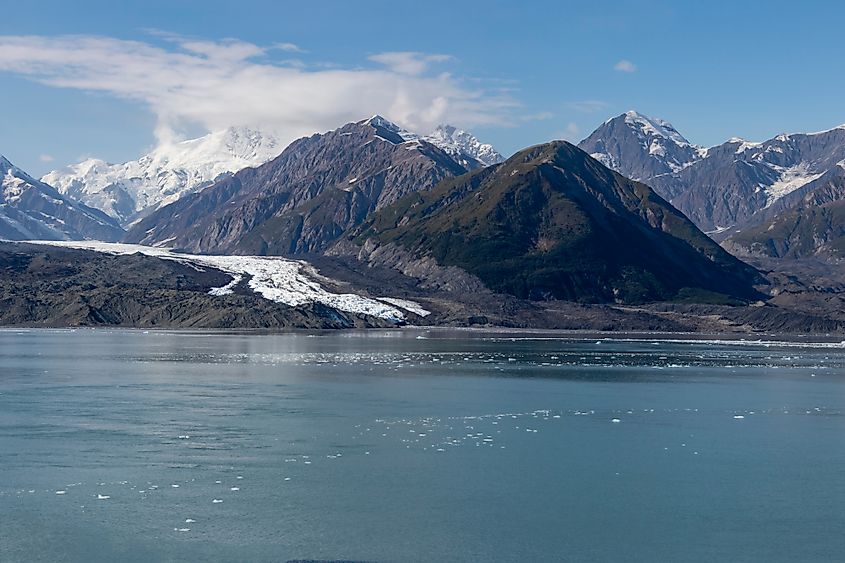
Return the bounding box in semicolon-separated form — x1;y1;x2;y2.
564;122;580;140
0;35;516;149
38;154;54;162
565;100;610;113
614;59;637;73
366;52;453;76
273;42;303;53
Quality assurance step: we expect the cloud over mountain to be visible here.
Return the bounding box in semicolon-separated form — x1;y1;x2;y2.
0;34;516;147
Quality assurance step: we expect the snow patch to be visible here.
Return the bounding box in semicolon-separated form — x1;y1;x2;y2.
377;297;431;317
765;163;825;206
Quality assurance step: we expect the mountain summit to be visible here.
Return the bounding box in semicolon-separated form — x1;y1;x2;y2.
1;154;123;241
423;124;504;168
42;126;283;225
125;116;479;254
580;113;845;234
362;116;504;168
343;141;762;303
578;111;703;195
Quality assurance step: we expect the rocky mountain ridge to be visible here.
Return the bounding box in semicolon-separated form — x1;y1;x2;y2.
125;116;478;255
0;154;123;242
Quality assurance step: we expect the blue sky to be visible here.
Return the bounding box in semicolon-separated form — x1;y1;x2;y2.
2;0;844;176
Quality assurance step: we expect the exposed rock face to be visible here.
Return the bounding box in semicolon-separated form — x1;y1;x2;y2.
338;141;763;304
0;242;390;328
0;155;124;241
125;117;471;255
580;113;845;234
718;158;845;263
578;111;703;198
670;131;845;233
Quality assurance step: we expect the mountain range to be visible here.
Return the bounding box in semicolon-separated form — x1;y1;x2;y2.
580;111;845;260
42;126;284;226
7;109;845;329
1;155;123;241
123;116;491;254
337;140;762;303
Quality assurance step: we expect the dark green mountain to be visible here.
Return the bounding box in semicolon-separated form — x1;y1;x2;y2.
343;141;763;303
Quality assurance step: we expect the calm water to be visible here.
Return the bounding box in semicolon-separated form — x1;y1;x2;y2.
1;329;844;562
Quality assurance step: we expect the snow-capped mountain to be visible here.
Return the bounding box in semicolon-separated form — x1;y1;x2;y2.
578;111;703;197
579;112;845;233
0;154;123;241
423;124;504;168
364;115;504;169
43;127;283;225
125;116;479;254
668;124;845;233
723;160;845;261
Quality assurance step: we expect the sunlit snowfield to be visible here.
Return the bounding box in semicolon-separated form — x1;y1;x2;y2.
1;329;844;562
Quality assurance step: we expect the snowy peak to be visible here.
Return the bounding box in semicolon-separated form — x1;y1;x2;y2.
622;111;695;148
582;113;845;233
43;116;502;228
362;115;419;144
578;111;703;191
42;126;283;225
424;124;504;167
361;115;503;168
0;154;123;241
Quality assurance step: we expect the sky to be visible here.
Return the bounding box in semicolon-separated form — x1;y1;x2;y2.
1;0;844;176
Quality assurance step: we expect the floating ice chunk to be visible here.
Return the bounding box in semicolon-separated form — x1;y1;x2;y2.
97;494;110;500
611;418;621;423
212;499;223;503
171;484;180;488
55;490;67;495
185;519;196;523
733;415;745;419
230;487;239;491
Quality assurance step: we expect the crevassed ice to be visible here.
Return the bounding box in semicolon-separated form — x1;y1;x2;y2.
23;241;407;322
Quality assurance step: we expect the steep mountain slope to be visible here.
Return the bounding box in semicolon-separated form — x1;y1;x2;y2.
581;114;845;233
42;127;282;225
0;155;123;241
577;111;703;198
124;116;475;255
670;127;845;232
724;162;845;261
341;141;762;304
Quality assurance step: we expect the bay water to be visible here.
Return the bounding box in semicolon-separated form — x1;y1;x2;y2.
1;329;844;562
